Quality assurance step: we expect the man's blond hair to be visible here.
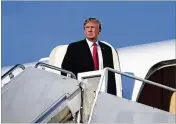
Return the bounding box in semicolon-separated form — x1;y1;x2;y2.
83;18;102;32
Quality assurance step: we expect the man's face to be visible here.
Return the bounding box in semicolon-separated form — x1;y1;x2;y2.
84;21;100;41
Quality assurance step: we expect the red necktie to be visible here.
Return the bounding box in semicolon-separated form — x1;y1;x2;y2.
92;43;99;70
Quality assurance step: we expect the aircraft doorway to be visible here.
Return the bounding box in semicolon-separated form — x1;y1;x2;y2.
137;59;176;114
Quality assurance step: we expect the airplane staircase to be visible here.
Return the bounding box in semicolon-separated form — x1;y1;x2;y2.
1;63;176;123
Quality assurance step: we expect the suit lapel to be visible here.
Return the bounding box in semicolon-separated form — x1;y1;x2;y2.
99;41;108;68
81;39;94;70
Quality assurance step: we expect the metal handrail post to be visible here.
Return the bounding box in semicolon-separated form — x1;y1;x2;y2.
35;62;76;79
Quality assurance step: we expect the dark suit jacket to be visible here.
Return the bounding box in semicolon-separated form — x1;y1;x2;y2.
62;39;116;95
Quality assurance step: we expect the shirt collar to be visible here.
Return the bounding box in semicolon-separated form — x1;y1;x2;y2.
86;38;99;48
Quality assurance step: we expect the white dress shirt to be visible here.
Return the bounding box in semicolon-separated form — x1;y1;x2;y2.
86;38;103;70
